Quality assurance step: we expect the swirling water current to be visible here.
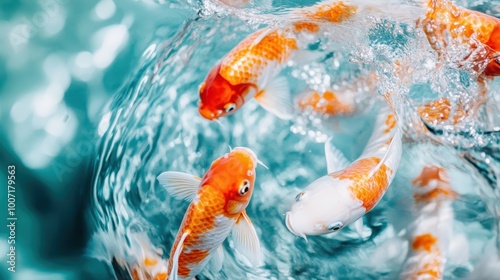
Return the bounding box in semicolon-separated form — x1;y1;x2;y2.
89;1;500;279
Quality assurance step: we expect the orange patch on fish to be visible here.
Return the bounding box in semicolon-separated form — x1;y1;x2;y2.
154;272;168;280
412;165;458;203
144;257;158;267
220;29;298;85
177;249;210;278
305;2;358;23
293;21;320;33
384;114;396;133
297;91;355;115
417;98;466;125
415;260;442;279
331;157;391;211
412;233;438;252
168;185;227;277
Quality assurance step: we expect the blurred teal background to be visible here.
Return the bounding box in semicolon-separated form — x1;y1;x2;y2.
0;1;189;278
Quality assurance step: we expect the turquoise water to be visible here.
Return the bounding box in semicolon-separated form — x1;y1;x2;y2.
1;0;499;279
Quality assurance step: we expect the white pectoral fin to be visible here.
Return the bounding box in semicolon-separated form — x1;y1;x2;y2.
254;76;294;120
210;245;224;273
325;137;350;174
169;231;189;280
157;171;201;201
353;218;364;238
232;210;262;267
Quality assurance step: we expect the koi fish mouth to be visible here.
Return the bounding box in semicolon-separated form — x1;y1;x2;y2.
285;212;308;242
199;107;218;120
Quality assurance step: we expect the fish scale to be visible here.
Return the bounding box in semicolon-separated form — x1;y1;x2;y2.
221;29;298;86
168;186;230;279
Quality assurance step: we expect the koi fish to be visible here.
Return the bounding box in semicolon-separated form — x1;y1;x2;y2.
285;104;402;238
400;165;459;279
198;0;413;120
156;147;263;280
296;90;357;116
219;0;250;7
417;97;467;125
296;73;378;116
419;0;500;76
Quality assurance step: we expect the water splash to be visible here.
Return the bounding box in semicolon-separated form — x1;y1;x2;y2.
89;0;500;279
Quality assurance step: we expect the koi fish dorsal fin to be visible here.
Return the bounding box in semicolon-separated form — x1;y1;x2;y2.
232;210;262;267
254;76;294;120
368;127;402;178
157;171;201;201
169;231;189;280
325;137;350;174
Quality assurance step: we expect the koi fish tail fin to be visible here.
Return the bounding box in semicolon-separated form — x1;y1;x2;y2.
87;229;168;279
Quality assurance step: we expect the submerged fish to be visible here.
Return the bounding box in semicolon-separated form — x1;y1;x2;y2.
156;147;263;280
400;165;460;279
285;104;402;239
219;0;250;7
296;90;357;116
419;0;500;76
198;0;411;120
296;73;378;116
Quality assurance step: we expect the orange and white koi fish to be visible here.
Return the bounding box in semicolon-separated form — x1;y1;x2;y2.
285;104;402;238
296;89;357;116
419;0;500;76
156;147;263;280
219;0;250;8
296;73;378;116
400;165;459;279
198;0;413;120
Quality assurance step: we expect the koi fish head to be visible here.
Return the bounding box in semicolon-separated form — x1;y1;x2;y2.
285;176;365;239
198;64;251;120
203;147;261;215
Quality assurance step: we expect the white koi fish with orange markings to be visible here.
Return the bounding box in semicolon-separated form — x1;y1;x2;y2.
219;0;250;8
296;89;357;116
286;104;402;238
296;73;378;116
156;147;263;280
400;165;459;279
198;0;416;120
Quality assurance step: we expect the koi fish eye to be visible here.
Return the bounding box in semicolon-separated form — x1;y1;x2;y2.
295;192;305;202
224;103;236;113
239;179;250;196
328;222;343;232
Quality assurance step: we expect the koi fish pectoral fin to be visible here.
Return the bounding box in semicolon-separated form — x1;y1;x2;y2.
169;231;189;280
254;76;295;120
209;245;225;273
231;210;262;267
352;218;364;238
325;137;350;173
157;171;201;201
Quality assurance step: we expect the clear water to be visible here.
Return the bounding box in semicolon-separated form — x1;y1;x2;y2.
86;0;500;279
